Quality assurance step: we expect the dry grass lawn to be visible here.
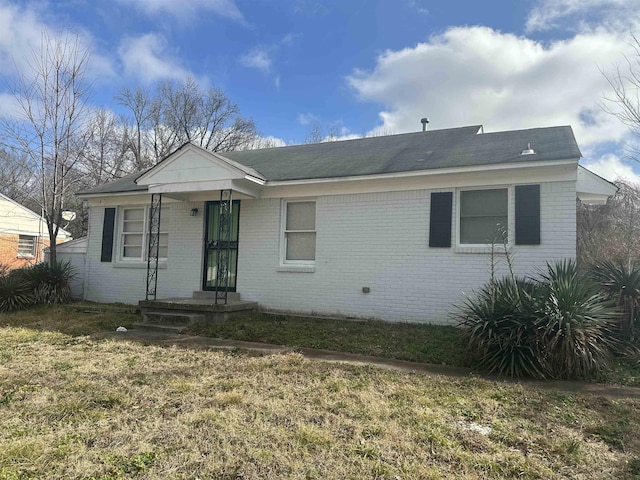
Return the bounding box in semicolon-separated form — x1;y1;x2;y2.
1;322;639;479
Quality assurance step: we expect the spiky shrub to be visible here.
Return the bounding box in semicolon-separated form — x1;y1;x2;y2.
458;277;546;378
16;261;75;305
590;260;640;342
535;260;618;379
457;260;619;379
0;274;33;312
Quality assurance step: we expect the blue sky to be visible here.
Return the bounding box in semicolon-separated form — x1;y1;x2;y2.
1;0;640;182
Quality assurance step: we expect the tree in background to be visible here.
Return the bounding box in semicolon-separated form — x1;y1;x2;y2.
602;35;640;160
0;148;34;207
116;78;257;169
0;31;90;266
578;180;640;266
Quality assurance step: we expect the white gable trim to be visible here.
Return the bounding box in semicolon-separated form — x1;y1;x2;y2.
0;192;42;221
576;165;618;205
136;144;266;187
0;193;71;237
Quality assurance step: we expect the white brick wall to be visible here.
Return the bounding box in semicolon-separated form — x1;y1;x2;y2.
84;180;576;324
84;200;204;304
236;181;576;324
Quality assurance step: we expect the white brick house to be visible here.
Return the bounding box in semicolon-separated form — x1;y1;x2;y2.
77;125;616;324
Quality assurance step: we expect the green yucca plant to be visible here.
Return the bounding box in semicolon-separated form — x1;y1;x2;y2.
535;260;618;379
590;260;640;341
15;261;75;305
458;277;546;378
457;259;619;379
0;275;33;312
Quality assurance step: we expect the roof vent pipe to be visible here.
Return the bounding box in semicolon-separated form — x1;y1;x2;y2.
421;117;430;132
521;143;535;155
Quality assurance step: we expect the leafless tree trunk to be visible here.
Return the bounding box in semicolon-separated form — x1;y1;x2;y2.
0;31;90;266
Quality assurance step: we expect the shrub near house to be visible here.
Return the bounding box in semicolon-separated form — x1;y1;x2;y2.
0;262;74;312
457;259;639;379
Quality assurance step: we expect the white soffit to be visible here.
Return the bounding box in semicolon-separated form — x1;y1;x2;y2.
577;165;618;205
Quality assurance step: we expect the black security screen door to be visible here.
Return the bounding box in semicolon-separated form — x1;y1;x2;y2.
203;200;240;291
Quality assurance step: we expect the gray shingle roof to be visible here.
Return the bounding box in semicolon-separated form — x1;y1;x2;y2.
77;125;581;196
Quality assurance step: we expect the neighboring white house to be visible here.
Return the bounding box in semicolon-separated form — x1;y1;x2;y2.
76;125;616;324
0;193;72;270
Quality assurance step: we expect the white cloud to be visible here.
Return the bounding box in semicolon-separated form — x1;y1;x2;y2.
347;26;633;151
0;3;45;75
251;135;287;149
0;3;114;83
526;0;637;32
118;34;201;85
116;0;245;23
407;0;429;15
582;153;640;183
297;112;319;125
239;46;272;73
281;33;299;46
0;92;23;119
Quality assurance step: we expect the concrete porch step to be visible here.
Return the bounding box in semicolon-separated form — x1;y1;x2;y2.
141;309;206;326
192;291;241;302
138;298;257;323
139;298;257;313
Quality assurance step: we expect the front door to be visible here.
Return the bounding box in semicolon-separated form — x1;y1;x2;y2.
203;200;240;291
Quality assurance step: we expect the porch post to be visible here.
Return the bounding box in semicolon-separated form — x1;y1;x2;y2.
215;189;232;305
146;193;162;300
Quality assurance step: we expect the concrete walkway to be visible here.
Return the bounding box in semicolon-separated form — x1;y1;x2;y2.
108;328;640;400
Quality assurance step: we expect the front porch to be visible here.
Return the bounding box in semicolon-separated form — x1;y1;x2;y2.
137;291;258;332
136;144;265;307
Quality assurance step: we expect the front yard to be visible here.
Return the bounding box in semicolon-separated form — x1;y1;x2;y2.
1;307;640;478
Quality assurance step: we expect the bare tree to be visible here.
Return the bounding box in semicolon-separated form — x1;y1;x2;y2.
577;180;640;266
116;78;257;168
79;108;132;186
115;86;156;170
0;147;34;205
601;34;640;160
1;31;90;266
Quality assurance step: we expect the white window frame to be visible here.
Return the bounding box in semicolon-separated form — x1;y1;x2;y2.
17;235;36;257
280;199;316;265
118;206;169;263
456;186;512;247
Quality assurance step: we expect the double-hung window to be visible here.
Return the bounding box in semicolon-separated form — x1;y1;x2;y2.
459;188;508;245
283;200;316;263
18;235;36;256
120;206;169;261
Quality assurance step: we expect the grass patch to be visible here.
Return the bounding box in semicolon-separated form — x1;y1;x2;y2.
188;311;468;366
0;324;638;478
0;303;138;337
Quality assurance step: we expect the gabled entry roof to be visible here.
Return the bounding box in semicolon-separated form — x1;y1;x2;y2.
77;124;583;196
135;143;265;186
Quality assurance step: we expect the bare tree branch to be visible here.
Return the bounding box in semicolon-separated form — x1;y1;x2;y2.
0;30;91;266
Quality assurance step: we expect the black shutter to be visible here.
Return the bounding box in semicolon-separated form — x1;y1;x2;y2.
100;207;116;262
515;185;540;245
429;192;453;247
